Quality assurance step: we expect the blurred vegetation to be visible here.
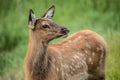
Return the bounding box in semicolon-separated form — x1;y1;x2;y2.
0;0;120;80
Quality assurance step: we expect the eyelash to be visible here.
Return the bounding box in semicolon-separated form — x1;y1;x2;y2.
42;25;49;28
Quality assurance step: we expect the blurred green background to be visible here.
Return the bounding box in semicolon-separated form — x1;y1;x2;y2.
0;0;120;80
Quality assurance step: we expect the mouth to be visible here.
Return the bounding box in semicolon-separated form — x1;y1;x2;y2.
60;30;69;38
57;28;69;38
61;28;69;38
61;34;68;38
58;33;68;38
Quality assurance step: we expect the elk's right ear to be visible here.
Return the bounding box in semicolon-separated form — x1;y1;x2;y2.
28;9;36;29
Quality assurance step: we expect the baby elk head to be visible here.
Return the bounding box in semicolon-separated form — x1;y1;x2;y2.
28;5;69;42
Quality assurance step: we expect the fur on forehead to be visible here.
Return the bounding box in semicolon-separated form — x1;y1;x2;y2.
37;18;53;23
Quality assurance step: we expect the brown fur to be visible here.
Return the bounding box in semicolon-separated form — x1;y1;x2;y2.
25;6;107;80
25;29;107;80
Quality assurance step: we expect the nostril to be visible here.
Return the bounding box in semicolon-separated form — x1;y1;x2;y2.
61;28;69;34
66;29;69;33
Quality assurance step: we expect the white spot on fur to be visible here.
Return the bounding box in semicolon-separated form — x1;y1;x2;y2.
62;64;69;69
61;63;64;67
77;52;83;56
89;58;92;62
56;67;59;72
73;55;79;59
78;36;81;39
76;59;88;72
97;47;100;51
85;50;88;53
92;52;95;56
71;59;75;62
68;61;89;80
70;66;73;69
68;40;72;43
86;43;91;49
71;72;89;80
75;65;80;68
73;36;81;42
76;52;86;60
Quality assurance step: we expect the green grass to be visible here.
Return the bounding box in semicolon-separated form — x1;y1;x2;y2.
0;0;120;80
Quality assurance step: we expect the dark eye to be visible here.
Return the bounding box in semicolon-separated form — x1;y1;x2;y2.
42;24;49;28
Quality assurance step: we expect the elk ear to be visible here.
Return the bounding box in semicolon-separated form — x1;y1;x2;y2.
28;9;36;29
42;5;55;19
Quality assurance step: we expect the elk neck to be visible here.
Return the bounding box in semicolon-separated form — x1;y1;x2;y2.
26;30;50;78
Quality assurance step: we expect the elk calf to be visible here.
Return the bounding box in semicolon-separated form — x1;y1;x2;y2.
25;5;107;80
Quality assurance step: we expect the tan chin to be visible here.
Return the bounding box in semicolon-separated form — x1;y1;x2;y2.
61;34;68;38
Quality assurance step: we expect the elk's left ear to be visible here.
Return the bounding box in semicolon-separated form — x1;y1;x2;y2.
42;5;55;19
28;9;36;29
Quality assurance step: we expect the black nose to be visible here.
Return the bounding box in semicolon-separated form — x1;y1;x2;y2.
61;28;69;34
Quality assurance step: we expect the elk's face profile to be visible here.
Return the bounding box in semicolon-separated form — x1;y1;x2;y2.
28;5;69;42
